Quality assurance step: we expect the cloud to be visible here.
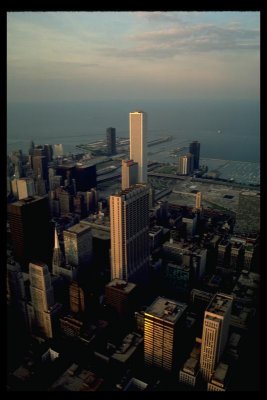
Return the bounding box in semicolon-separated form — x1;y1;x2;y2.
106;23;260;59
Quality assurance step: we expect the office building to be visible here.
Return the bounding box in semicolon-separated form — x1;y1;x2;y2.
54;144;64;157
195;191;202;210
178;153;194;175
69;281;85;314
105;279;137;318
217;238;231;269
63;223;92;268
57;187;73;215
106;127;116;155
29;262;61;338
7;196;53;270
179;341;201;388
44;144;53;162
144;296;187;371
189;141;200;170
129;111;147;183
32;155;48;181
110;184;149;282
17;178;35;200
74;164;97;192
235;191;260;234
121;159;138;190
200;293;233;382
165;263;193;297
182;213;197;238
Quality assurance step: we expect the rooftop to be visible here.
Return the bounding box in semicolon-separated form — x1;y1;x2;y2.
182;357;199;376
65;223;91;235
211;362;229;385
106;279;136;294
145;296;187;324
206;293;233;317
123;377;148;392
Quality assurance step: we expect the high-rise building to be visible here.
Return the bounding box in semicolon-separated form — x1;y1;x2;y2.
110;184;149;282
29;261;61;338
189;141;200;170
54;144;64;157
105;279;137;318
129;111;147;183
32;155;48;181
178;153;194;175
144;296;187;371
17;178;35;200
106;127;116;155
200;293;233;382
235;191;260;234
74;164;97;192
195;191;202;210
7;196;53;270
44;144;53;162
121;159;138;190
63;223;92;268
69;281;85;314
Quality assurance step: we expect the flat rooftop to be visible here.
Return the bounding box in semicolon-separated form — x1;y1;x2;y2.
211;362;229;385
65;223;91;235
106;279;136;294
145;296;187;324
182;357;199;375
206;293;233;317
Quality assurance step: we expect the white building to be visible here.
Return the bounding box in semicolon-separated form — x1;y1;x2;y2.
129;111;147;183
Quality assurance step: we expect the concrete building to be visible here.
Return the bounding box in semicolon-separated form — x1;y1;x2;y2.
121;159;138;190
144;296;187;371
29;262;60;338
129;111;147;183
217;238;231;269
189;141;200;170
32;155;48;181
178;153;194;175
110;184;149;282
53;143;64;157
50;364;104;391
179;341;201;388
63;223;92;268
200;293;233;382
105;279;137;318
17;178;35;200
195;191;202;210
106;127;116;155
182;213;197;238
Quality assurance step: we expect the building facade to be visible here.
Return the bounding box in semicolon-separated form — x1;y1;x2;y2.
200;293;233;382
106;127;116;155
129;111;147;183
178;153;194;175
63;223;92;268
189;141;200;170
121;159;138;190
110;184;149;282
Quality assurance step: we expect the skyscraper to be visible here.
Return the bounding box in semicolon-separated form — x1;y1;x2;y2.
29;261;58;338
106;127;116;155
178;153;194;175
7;196;53;270
200;293;233;382
32;155;48;181
17;178;35;200
110;184;149;282
189;141;200;170
63;223;92;268
144;296;187;371
129;111;147;183
234;191;260;234
121;159;138;190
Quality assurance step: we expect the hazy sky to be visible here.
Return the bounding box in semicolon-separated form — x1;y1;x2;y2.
7;11;260;103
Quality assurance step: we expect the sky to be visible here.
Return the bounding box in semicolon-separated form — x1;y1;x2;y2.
7;11;260;103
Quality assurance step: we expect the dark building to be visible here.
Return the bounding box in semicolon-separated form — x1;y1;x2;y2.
7;196;53;270
74;164;97;192
55;164;76;181
106;127;116;155
44;144;53;162
105;279;137;319
189;141;200;170
32;155;48;181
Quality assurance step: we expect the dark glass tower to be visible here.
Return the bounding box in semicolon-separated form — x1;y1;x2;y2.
106;127;116;155
189;141;200;170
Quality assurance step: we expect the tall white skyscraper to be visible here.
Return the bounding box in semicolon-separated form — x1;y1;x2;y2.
110;184;149;282
200;293;233;382
129;111;147;183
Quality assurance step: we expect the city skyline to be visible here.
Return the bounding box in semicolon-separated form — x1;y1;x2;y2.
7;11;260;103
